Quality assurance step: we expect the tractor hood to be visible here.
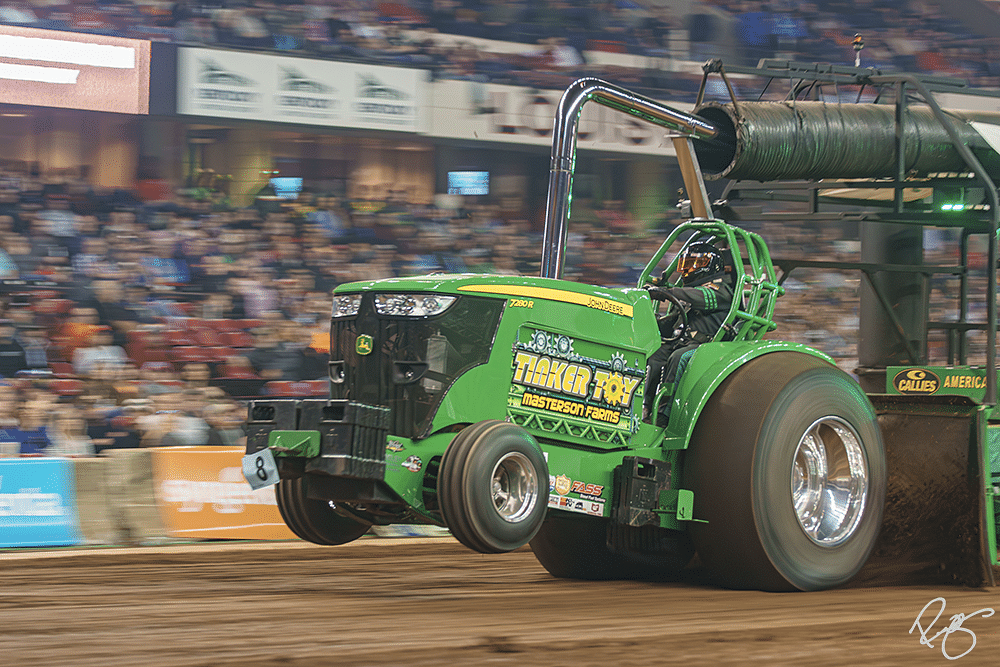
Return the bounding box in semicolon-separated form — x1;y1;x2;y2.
335;273;643;319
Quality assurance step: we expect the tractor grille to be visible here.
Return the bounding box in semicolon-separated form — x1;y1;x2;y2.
329;293;504;439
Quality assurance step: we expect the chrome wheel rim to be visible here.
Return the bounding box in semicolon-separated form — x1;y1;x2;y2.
491;452;538;523
791;416;868;547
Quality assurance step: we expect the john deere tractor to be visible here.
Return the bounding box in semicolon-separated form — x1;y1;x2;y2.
244;61;1000;591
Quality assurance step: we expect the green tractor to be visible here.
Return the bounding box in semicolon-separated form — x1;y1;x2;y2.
243;62;1000;591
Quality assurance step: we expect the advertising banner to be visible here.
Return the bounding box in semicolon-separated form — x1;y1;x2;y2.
0;25;150;113
175;46;687;156
0;458;82;547
177;47;424;132
428;79;682;156
151;446;296;540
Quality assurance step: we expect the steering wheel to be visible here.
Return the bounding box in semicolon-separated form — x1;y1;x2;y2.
656;289;689;341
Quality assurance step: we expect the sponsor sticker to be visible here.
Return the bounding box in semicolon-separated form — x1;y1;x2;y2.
548;494;605;517
553;474;572;495
942;374;987;390
570;480;604;498
549;474;605;502
892;368;940;395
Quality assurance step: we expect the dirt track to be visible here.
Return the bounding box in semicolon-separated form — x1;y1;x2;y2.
1;537;999;667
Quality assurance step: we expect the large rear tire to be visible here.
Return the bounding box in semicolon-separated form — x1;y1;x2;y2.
438;420;548;553
530;513;694;580
276;477;371;545
685;352;886;591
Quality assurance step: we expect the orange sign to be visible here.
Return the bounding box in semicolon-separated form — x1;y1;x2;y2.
151;446;297;540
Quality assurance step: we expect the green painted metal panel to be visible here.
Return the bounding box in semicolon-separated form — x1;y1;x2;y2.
989;425;1000;479
268;430;320;458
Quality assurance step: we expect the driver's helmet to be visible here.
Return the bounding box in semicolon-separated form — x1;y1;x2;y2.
677;241;724;285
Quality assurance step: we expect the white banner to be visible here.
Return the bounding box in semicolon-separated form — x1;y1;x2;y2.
177;47;425;132
427;79;681;156
177;47;686;156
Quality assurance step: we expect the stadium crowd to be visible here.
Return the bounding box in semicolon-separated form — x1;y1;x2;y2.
0;0;998;99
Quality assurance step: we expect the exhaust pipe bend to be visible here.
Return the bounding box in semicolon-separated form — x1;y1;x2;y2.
540;78;718;279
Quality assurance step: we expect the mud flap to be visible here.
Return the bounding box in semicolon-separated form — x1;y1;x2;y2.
853;395;995;587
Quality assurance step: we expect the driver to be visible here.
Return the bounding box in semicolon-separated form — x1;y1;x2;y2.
643;241;734;426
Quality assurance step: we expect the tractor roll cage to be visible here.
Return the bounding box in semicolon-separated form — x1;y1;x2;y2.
639;220;782;344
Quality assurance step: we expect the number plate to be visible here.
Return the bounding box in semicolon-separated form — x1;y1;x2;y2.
242;448;279;490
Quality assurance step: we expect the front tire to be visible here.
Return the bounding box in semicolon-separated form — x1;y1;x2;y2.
685;352;886;591
276;477;371;545
438;420;548;553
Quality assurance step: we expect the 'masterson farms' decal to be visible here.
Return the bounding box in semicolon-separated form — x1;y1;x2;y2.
509;330;644;430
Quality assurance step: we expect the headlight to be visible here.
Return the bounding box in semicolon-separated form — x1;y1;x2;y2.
374;294;456;317
331;294;362;318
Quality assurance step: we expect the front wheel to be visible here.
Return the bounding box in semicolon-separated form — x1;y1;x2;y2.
438;420;548;553
276;477;371;545
684;352;886;591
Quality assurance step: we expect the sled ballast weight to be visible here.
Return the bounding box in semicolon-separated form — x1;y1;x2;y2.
244;63;1000;591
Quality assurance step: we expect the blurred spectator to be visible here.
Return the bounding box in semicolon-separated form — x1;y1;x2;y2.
221;276;250;318
72;327;128;378
136;389;209;446
135;360;179;396
180;361;211;389
84;395;144;453
47;404;96;457
245;319;305;380
0;244;18;278
16;393;53;456
0;380;19;428
24;213;69;278
175;15;216;43
18;324;50;372
217;354;262;380
56;306;103;362
1;234;32;277
37;193;80;247
84;279;142;345
72;236;113;282
242;271;279;318
203;394;246;446
0;319;28;378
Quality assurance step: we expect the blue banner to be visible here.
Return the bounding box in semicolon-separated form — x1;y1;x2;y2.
0;458;82;547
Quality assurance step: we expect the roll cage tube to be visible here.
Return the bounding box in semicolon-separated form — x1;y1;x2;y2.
540;78;718;280
639;220;783;344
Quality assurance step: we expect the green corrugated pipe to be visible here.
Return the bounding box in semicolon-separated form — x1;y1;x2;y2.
693;101;1000;181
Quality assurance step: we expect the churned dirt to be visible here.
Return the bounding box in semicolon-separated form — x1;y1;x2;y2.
1;538;998;667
